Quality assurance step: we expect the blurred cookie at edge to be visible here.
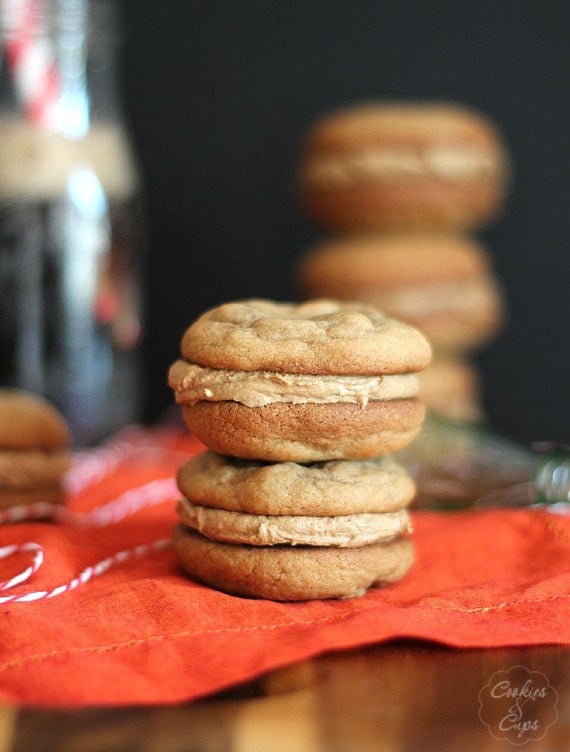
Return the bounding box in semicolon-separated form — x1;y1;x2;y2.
0;389;71;509
298;101;510;231
417;357;483;423
297;233;504;354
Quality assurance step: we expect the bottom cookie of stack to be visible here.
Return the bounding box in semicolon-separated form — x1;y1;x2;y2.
173;525;414;601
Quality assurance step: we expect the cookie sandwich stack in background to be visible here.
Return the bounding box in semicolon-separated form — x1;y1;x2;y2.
0;389;71;510
169;298;431;601
296;101;510;423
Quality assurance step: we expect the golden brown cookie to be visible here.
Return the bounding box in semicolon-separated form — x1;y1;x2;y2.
0;389;70;449
173;524;414;601
177;298;431;375
181;399;425;461
177;497;412;547
297;233;504;352
0;389;71;510
0;486;67;508
298;101;510;231
176;451;416;515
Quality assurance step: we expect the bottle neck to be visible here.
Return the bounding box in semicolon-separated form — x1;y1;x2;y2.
0;0;123;136
0;0;139;200
54;0;90;138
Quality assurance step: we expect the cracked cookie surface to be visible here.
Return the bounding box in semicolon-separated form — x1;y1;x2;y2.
179;298;431;375
176;451;416;515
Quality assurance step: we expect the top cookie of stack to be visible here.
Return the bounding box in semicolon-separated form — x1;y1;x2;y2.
298;101;510;231
169;298;431;462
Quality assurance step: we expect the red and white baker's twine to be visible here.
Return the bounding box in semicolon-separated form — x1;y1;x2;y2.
0;0;61;128
0;428;182;604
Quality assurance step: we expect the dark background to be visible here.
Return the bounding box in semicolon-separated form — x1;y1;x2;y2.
119;1;569;445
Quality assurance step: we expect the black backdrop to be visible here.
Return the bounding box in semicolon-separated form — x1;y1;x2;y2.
119;0;569;445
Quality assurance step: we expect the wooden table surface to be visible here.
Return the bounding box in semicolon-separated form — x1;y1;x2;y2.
1;642;567;751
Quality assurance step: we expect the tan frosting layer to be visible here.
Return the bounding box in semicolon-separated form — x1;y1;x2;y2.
169;360;419;408
355;277;501;318
302;146;501;188
177;497;412;547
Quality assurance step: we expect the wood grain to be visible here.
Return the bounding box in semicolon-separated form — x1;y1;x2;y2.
6;642;569;751
0;707;15;752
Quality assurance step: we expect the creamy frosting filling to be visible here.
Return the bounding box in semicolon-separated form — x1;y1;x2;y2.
352;278;499;318
169;360;419;408
177;497;412;547
302;146;501;188
331;277;500;319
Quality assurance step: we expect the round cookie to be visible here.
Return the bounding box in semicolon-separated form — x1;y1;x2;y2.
296;233;504;352
0;389;71;510
181;399;425;462
178;298;432;375
298;101;510;230
176;451;416;515
173;524;414;601
177;497;412;547
0;389;70;449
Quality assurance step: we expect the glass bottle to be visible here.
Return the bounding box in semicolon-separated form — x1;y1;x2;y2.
400;415;570;511
0;0;144;446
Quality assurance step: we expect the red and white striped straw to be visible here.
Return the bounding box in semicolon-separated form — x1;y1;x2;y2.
0;0;60;128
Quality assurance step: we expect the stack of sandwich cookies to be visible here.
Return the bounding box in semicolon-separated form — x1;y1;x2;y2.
0;389;71;509
169;298;431;600
174;453;415;601
296;101;511;423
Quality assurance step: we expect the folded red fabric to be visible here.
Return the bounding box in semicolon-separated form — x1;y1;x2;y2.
0;428;568;707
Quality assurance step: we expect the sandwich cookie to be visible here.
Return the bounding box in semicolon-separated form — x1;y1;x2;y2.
297;233;504;352
0;389;71;509
169;298;432;461
298;101;510;230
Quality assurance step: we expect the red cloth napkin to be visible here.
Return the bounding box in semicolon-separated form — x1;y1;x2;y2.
1;427;568;707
